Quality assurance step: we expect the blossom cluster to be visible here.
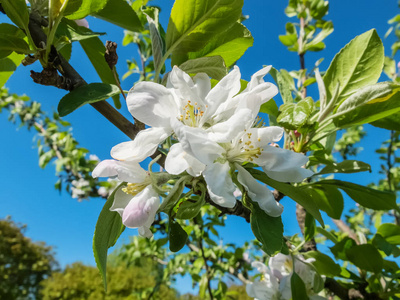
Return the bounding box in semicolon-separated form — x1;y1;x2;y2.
247;254;326;300
92;66;313;237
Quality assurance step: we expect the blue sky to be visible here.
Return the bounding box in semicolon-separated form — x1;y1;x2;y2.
0;0;398;294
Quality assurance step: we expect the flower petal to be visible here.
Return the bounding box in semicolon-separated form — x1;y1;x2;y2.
110;186;134;217
121;185;159;230
193;73;211;101
236;164;283;217
258;147;314;182
172;118;224;165
167;66;204;105
165;143;205;177
205;66;241;118
203;162;236;208
127;81;178;128
111;127;170;161
92;159;147;182
207;108;253;143
244;65;272;92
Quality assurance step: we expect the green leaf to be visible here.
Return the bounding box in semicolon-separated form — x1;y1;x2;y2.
330;237;357;260
175;197;205;220
248;169;324;226
1;0;29;31
65;0;108;20
93;0;142;32
57;18;105;42
79;37;121;108
317;160;371;175
93;184;125;290
169;219;188;252
277;97;314;129
318;179;398;212
332;82;400;128
145;9;164;76
188;22;253;68
260;99;279;117
316;227;338;244
346;244;383;273
270;68;294;104
58;83;120;116
0;52;24;87
377;224;400;245
305;21;333;52
323;29;384;106
0;35;31;59
166;0;244;66
179;56;227;80
300;184;343;219
304;212;316;241
372;234;400;257
305;251;341;277
290;272;309;300
250;201;283;256
370;111;400;131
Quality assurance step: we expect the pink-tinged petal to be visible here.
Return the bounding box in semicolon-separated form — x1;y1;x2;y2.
110;187;134;217
203;162;236;208
165;143;205;177
207;108;253;143
172;119;224;165
121;185;159;230
92;159;147;182
127;82;178;128
111;127;170;161
74;18;89;28
205;66;241;118
258;147;314;182
236;164;283;217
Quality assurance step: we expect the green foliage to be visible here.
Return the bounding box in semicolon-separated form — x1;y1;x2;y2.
58;83;120;116
323;29;384;106
40;262;179;300
0;217;56;299
179;56;227;80
168;219;188;252
1;0;29;33
64;0;108;20
93;184;125;290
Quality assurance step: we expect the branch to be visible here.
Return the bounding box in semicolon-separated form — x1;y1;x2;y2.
331;218;360;245
296;203;317;251
27;11;141;140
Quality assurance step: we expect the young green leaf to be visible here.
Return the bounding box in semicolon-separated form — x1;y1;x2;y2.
175;197;205;220
370;111;400;131
93;184;125;290
93;0;142;32
250;201;284;256
0;35;31;59
166;0;244;66
277;97;315;129
304;212;316;241
304;251;341;277
269;68;294;104
188;22;253;68
56;18;105;42
64;0;108;20
79;37;121;108
333;82;400;128
377;224;400;245
0;52;25;87
323;29;384;106
179;56;227;80
58;83;120;116
169;219;188;252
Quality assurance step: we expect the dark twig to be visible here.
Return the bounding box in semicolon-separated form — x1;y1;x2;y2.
27;11;141;140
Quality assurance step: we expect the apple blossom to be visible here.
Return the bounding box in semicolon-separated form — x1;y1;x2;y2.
92;159;159;238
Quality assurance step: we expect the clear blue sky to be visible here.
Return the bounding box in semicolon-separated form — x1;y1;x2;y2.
0;0;398;294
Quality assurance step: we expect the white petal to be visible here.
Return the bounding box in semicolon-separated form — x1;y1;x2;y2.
127;81;178;128
203;162;236;208
259;147;314;182
121;185;159;229
92;159;147;182
246;126;284;148
245;65;272;92
193;73;211;101
205;66;241;118
246;282;277;300
207;108;253;143
269;253;292;277
110;187;134;216
236;164;283;217
167;66;204;105
165;143;205;177
172;119;224;165
111;127;170;161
